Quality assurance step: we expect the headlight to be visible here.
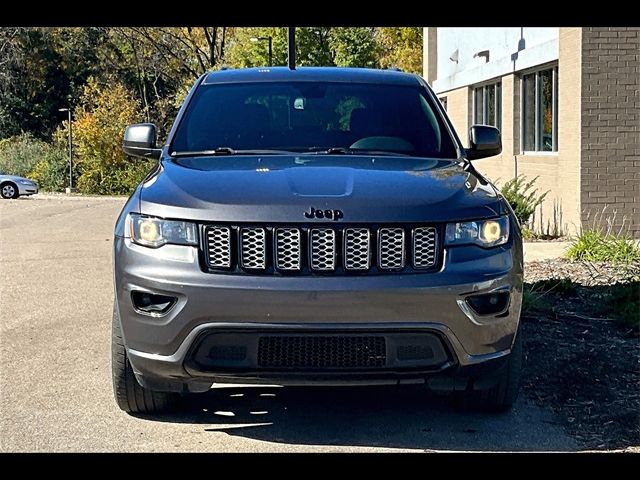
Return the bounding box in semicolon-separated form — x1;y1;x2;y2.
129;214;198;248
19;179;32;185
445;216;509;248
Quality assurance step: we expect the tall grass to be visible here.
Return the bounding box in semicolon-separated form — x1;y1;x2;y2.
566;209;640;263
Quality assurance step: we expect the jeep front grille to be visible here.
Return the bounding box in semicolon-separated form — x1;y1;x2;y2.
203;224;440;275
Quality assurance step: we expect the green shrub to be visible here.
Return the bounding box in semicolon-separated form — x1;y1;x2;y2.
566;228;640;263
500;175;549;226
75;159;155;195
0;133;61;178
521;226;536;240
27;151;71;192
0;133;71;192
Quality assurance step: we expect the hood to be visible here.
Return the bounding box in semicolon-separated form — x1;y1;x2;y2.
0;174;34;183
139;155;503;223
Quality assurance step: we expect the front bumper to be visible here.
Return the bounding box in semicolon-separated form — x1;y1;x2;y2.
18;183;38;195
114;234;523;392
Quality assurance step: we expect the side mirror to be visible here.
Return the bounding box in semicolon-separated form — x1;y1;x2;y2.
122;123;162;159
466;125;501;160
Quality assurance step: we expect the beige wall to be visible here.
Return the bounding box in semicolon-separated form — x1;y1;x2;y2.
437;28;583;236
517;28;582;236
440;86;470;147
474;74;517;186
422;28;438;86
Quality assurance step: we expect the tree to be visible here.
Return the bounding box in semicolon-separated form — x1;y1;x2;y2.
330;28;379;68
0;28;67;139
0;28;23;138
377;27;423;74
0;28;112;140
296;28;335;66
226;27;387;69
120;27;233;78
226;27;335;68
98;28;183;138
1;26;426;144
68;77;153;195
0;27;234;143
97;27;235;139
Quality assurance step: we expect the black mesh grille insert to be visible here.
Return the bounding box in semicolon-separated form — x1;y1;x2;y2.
258;336;386;369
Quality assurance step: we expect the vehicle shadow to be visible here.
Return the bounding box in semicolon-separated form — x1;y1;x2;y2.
142;385;578;451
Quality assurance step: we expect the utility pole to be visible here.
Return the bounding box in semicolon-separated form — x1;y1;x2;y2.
288;27;296;70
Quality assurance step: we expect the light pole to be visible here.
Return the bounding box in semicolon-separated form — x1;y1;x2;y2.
58;108;73;192
250;36;273;67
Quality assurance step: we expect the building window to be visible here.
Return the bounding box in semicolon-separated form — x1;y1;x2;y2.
521;66;558;152
472;82;501;131
439;97;447;111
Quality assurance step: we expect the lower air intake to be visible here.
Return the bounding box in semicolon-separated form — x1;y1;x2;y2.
257;336;386;369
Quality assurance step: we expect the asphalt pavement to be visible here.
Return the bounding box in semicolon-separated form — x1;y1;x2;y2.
0;194;578;452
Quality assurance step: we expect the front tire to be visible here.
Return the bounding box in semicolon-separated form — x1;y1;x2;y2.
1;182;19;199
457;327;522;412
112;302;179;414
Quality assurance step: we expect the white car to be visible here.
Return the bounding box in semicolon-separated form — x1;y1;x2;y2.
0;174;39;199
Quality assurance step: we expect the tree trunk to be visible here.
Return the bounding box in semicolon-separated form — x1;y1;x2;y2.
210;27;217;68
220;27;227;62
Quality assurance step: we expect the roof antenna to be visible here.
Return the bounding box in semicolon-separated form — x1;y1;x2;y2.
288;27;296;70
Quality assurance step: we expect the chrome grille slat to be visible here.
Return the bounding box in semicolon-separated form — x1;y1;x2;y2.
275;228;301;271
413;227;437;269
310;228;336;271
240;228;266;269
206;226;231;268
344;228;370;270
378;227;405;270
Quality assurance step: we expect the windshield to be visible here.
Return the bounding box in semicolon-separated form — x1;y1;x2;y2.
171;81;458;158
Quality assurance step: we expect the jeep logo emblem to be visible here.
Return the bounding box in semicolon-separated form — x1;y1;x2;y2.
304;207;344;221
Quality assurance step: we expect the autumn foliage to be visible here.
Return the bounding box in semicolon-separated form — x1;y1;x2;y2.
64;78;154;194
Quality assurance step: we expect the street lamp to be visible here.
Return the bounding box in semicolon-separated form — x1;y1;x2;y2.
250;36;273;67
58;108;73;192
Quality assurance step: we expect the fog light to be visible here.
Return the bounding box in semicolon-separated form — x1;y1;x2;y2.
466;291;510;316
131;291;177;315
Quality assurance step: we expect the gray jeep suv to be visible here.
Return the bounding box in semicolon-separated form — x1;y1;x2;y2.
112;67;523;414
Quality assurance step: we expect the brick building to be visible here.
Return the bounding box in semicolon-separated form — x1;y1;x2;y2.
423;27;639;237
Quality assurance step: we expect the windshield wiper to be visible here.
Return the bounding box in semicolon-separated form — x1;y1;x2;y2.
307;147;411;156
170;148;295;157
